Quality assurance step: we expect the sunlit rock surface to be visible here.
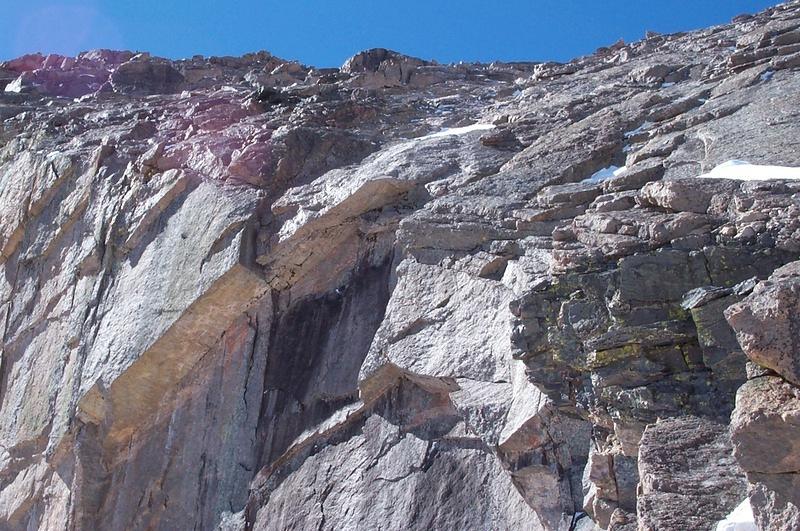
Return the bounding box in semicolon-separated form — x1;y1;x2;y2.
2;2;800;529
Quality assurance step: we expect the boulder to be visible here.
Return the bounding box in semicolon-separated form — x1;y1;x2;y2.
730;376;800;474
726;263;800;386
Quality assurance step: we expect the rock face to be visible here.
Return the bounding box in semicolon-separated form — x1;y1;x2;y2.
1;1;800;530
637;417;748;531
727;262;800;530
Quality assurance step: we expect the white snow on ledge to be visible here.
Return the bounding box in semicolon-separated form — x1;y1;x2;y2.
716;498;756;531
419;123;496;140
624;121;653;138
701;160;800;181
583;165;627;184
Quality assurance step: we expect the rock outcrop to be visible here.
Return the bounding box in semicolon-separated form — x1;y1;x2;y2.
2;1;800;530
637;416;747;531
727;262;800;529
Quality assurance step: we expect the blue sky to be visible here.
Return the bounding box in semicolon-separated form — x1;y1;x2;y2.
0;1;781;67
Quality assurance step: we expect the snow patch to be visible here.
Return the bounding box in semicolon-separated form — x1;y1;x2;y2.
583;165;627;184
3;77;24;93
661;81;676;88
419;123;496;140
715;498;756;531
761;70;774;82
625;122;653;138
701;160;800;181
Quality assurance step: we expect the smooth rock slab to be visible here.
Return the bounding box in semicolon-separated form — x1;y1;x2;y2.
360;259;515;399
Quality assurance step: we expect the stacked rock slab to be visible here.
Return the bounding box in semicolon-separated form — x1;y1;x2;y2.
1;1;800;530
727;261;800;529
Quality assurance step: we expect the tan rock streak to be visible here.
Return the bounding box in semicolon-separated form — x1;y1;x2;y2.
78;262;268;450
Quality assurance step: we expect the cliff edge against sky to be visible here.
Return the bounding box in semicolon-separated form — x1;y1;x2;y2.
2;2;800;530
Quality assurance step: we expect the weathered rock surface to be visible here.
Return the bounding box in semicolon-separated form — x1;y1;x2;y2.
727;262;800;385
637;417;747;531
1;1;800;530
728;263;800;530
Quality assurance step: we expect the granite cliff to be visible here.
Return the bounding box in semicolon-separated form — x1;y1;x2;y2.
2;2;800;530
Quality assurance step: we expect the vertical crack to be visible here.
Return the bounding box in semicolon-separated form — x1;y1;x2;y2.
242;313;259;414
